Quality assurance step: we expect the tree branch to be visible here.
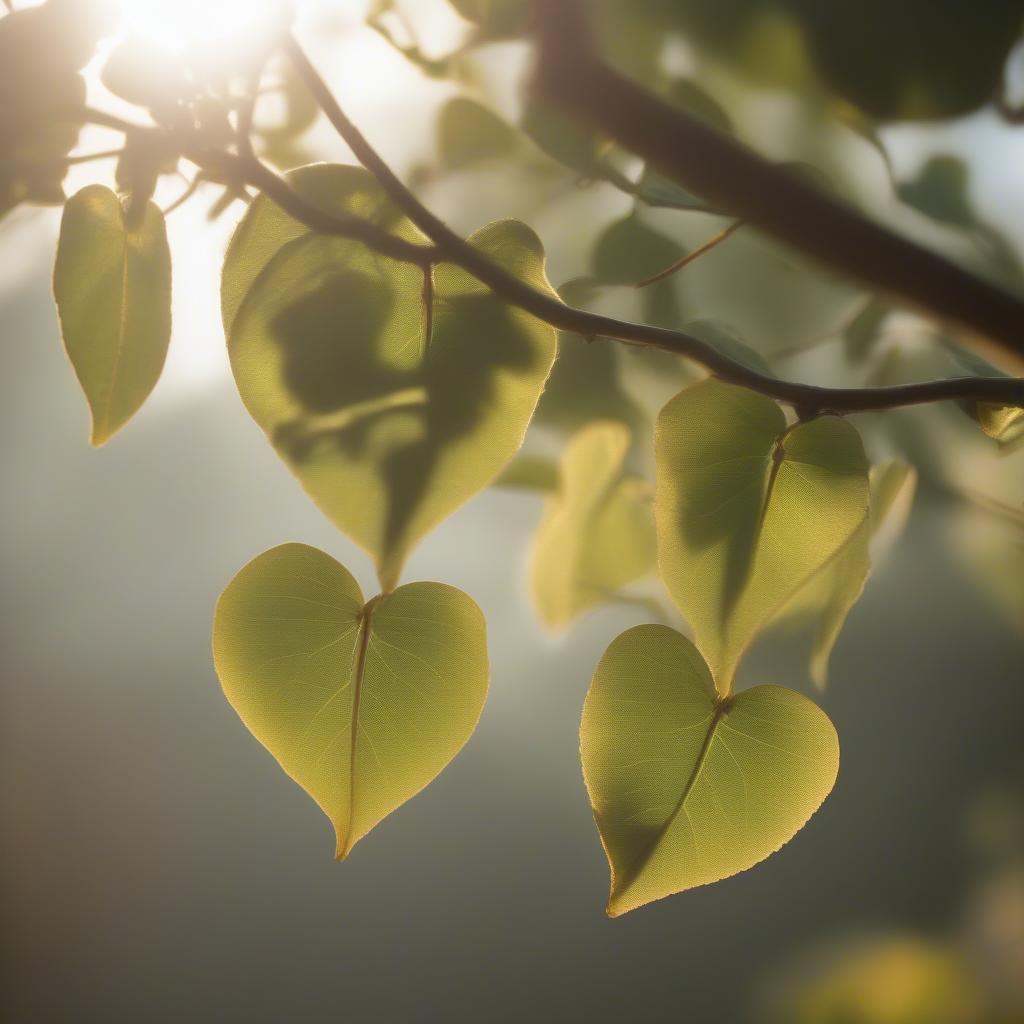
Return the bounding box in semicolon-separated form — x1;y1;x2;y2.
533;1;1024;373
279;35;1024;415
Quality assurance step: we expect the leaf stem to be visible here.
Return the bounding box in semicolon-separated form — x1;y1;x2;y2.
632;220;743;289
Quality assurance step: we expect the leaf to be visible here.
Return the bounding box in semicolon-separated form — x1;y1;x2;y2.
655;380;869;691
223;164;557;589
682;319;775;377
437;96;519;171
213;543;489;858
53;184;172;446
531;422;655;628
633;166;717;213
493;453;560;492
773;460;916;689
581;624;839;916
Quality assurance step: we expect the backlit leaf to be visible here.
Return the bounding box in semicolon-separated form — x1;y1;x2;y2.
774;460;916;689
53;184;171;446
213;542;489;858
655;379;869;691
531;422;655;627
581;624;839;916
223;164;557;589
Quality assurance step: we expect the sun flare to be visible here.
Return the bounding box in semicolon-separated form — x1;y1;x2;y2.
118;0;287;53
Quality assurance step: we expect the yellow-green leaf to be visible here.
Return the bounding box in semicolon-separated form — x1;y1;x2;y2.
53;184;171;446
777;460;916;689
530;422;655;627
213;543;489;859
224;164;557;589
582;624;839;916
655;380;869;691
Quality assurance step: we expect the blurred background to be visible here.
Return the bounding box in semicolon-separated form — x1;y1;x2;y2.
1;1;1022;1021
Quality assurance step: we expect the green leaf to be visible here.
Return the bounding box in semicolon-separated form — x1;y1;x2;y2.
223;164;557;588
493;453;560;492
437;96;519;171
213;543;489;859
581;624;839;916
53;184;172;446
655;380;869;691
531;422;655;627
682;319;775;377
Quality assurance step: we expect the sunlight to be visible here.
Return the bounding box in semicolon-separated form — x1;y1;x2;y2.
119;0;287;53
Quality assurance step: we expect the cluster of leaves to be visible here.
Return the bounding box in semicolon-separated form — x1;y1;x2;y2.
5;0;1022;918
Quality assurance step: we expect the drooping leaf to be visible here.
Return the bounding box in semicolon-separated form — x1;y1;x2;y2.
53;185;172;446
223;164;557;589
655;379;869;690
531;422;655;627
213;543;489;858
581;623;839;916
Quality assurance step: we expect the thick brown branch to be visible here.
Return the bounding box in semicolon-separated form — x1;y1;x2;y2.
533;1;1024;373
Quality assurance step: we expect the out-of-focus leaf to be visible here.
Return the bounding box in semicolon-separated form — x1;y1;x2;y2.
521;95;633;191
581;623;838;916
493;453;560;492
592;212;687;327
437;96;519;171
213;543;488;859
223;164;557;589
0;0;112;216
101;37;188;115
842;298;890;362
53;185;171;446
663;78;734;134
258;59;320;171
655;379;869;690
533;334;645;437
448;0;529;37
592;213;685;285
633;166;717;213
898;155;973;228
661;0;1024;120
767;935;984;1024
777;459;916;689
531;422;655;627
682;318;774;377
869;459;917;535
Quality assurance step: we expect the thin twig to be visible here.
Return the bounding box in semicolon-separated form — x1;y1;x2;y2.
633;220;743;289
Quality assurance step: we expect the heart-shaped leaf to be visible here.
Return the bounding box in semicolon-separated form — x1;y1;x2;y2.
53;184;171;445
223;164;558;588
531;422;655;627
655;379;869;691
581;624;839;916
213;543;489;858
